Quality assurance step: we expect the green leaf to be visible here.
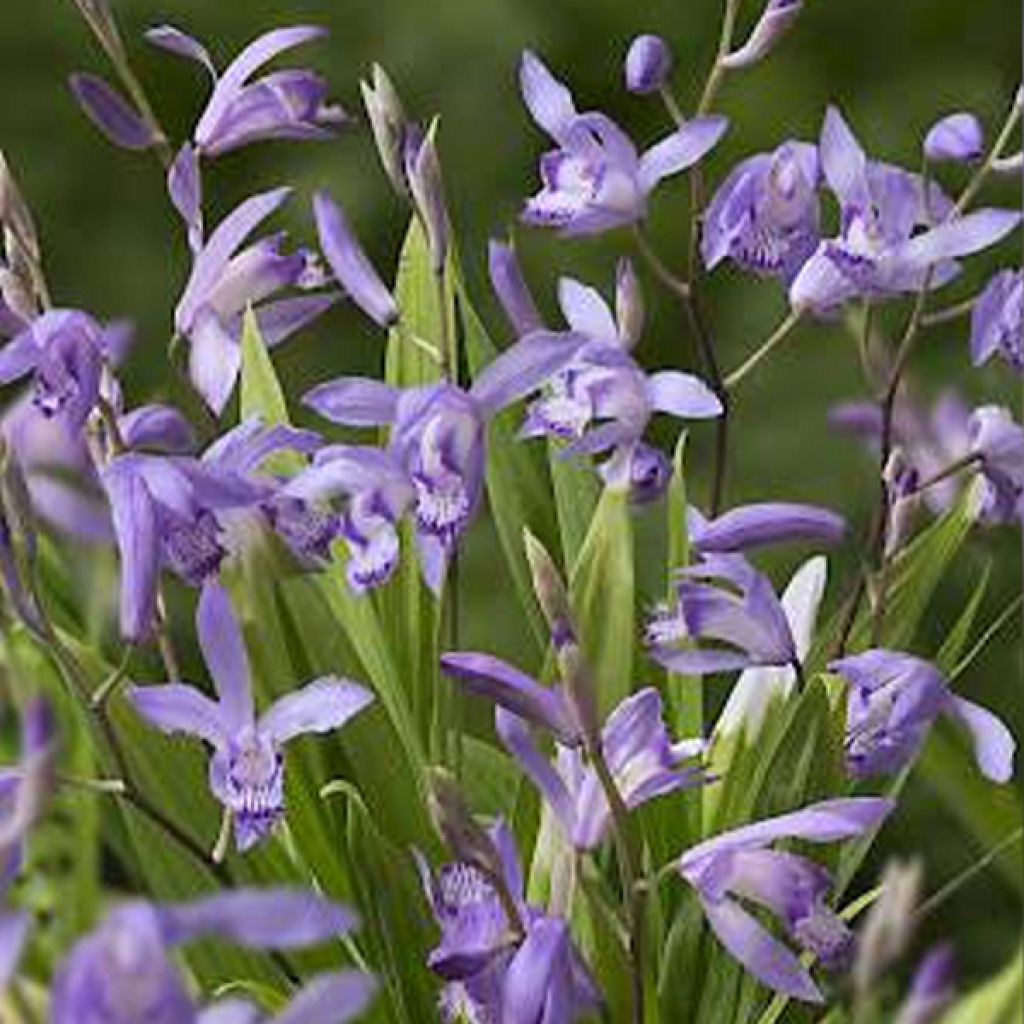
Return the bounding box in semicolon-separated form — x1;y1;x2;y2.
549;447;601;568
578;866;633;1024
939;945;1022;1024
569;482;635;717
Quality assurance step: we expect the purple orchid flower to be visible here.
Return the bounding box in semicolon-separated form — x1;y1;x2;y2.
702;141;821;283
519;51;727;235
971;268;1022;372
830;649;1016;783
51;887;373;1023
102;419;319;640
646;552;800;676
677;797;894;1002
172;186;335;415
789;107;1021;314
0;309;112;433
689;501;846;554
304;330;585;592
493;688;705;849
128;581;373;852
517;267;722;458
967;404;1024;521
416;820;601;1023
146;25;346;158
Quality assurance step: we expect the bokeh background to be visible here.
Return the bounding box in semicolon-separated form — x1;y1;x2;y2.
1;0;1020;988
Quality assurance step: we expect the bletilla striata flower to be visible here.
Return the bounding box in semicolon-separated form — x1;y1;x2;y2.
103;419;320;641
830;649;1016;783
416;820;601;1023
128;581;373;851
970;268;1022;373
172;185;335;415
677;798;894;1002
304;330;585;592
146;25;346;158
789;107;1021;314
51;887;373;1023
519;51;727;235
702;141;821;283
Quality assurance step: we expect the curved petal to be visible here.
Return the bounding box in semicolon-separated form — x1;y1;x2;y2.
649;647;754;676
145;25;217;78
126;683;226;747
819;106;869;209
162;888;356;947
519;51;577;143
488;238;544;336
692;504;845;553
889;208;1022;273
243;292;340;347
502;916;570;1024
470;331;584;415
646;371;723;419
271;970;377;1024
557;278;619;345
948;696;1016;784
259;677;374;745
119;404;196;454
721;0;804;70
303;377;400;426
69;73;155;150
638;117;729;194
0;332;39;385
168;142;203;250
197;580;254;731
198;1001;262;1024
0;910;29;989
701;896;822;1002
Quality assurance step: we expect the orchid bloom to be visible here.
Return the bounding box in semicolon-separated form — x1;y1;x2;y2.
789;107;1021;314
416;820;600;1023
147;24;346;158
702;141;821;283
304;330;586;592
519;50;727;235
971;268;1023;373
128;581;374;852
677;797;894;1002
830;649;1016;783
171;185;335;415
51;888;373;1023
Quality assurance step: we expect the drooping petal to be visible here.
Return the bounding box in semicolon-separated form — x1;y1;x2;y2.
701;897;822;1002
197;580;254;731
469;330;584;415
259;677;374;745
638;117;729;194
721;0;804;70
168;142;203;250
691;503;845;553
102;460;159;641
119;404;196;454
646;371;723;419
947;697;1016;783
557;277;619;344
303;377;400;426
69;73;156;150
145;25;217;78
519;51;577;143
126;683;227;747
198;1001;262;1024
162;888;356;947
487;238;544;337
313;191;398;328
271;970;378;1024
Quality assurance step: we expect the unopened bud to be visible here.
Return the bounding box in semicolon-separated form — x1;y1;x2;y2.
721;0;803;71
615;257;644;348
407;122;449;274
624;35;673;95
923;112;984;164
557;642;600;747
883;448;919;557
360;64;409;197
523;529;573;648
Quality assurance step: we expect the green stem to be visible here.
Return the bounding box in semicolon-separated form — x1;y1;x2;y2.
696;0;744;116
723;310;803;389
950;92;1022;217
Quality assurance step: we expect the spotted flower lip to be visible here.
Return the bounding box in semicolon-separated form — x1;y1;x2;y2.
789;106;1022;314
128;581;374;852
702;140;821;283
519;50;728;235
146;24;347;158
677;797;894;1002
173;186;337;415
970;268;1023;373
495;687;707;849
830;649;1016;784
50;887;371;1023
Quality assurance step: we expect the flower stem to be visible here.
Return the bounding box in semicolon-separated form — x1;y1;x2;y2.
723;310;803;390
696;0;743;116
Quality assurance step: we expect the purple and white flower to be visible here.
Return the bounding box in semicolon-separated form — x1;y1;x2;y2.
830;649;1016;783
519;51;727;235
970;268;1022;373
677;797;894;1001
128;581;373;852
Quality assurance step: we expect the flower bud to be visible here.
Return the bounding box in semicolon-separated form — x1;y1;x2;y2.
614;257;644;348
624;35;673;94
523;529;573;648
897;945;956;1024
721;0;803;71
883;449;920;557
604;442;671;504
360;64;409;197
406;122;449;274
923;112;984;163
426;767;500;871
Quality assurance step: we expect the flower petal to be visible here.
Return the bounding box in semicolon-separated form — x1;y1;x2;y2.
488;238;544;336
646;371;723;419
189;309;241;415
692;503;845;553
519;51;577;143
889;208;1022;273
649;647;755;676
947;696;1016;784
197;580;254;731
303;377;400;426
557;278;619;345
118;404;196;454
271;970;378;1024
69;73;155;150
502;916;571;1024
145;25;217;78
720;0;804;70
0;911;29;989
924;112;984;163
638;117;728;194
819;106;869;209
259;677;374;745
126;683;227;746
242;293;340;347
168;142;203;251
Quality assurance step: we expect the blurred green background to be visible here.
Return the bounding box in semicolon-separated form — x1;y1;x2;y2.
1;0;1020;988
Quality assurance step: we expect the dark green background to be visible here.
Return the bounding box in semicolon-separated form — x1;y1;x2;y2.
1;0;1020;987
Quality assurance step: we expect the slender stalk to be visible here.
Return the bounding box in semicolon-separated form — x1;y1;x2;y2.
949;593;1023;684
723;310;802;390
696;0;744;116
921;296;977;329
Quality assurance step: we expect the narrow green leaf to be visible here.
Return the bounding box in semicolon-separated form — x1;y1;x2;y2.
549;447;601;568
239;306;290;426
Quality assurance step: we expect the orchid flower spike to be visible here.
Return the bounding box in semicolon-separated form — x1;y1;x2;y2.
677;797;895;1002
830;649;1016;783
128;581;374;852
519;50;727;235
51;887;373;1022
